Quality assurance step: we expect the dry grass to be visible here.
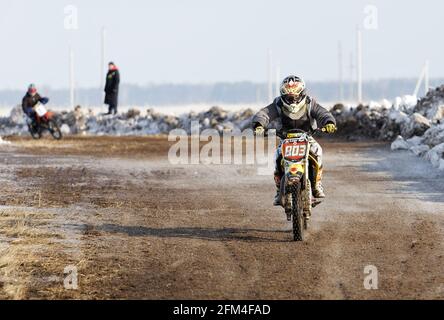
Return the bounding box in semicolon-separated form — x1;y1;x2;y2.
0;209;68;299
4;220;45;239
0;245;32;299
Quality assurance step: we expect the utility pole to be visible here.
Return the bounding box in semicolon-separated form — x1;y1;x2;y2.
267;49;273;102
275;61;281;97
69;47;75;109
100;27;106;89
424;60;430;94
338;41;344;102
356;28;363;104
349;52;355;102
413;60;431;97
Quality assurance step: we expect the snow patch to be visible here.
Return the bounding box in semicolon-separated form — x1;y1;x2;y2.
391;136;410;151
0;137;11;145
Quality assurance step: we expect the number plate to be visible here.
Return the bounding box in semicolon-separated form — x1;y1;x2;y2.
282;140;308;161
35;105;47;117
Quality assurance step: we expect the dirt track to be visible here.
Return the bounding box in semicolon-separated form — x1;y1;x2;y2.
0;136;442;300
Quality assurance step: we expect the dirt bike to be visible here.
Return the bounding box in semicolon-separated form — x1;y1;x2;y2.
276;129;324;241
28;103;62;140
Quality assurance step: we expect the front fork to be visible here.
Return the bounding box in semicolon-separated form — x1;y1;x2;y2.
279;147;312;220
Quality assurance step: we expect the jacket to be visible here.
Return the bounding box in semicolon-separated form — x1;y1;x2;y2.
252;96;336;136
104;69;120;105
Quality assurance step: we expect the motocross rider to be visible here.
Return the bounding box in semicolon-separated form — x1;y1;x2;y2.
21;84;49;125
252;75;337;205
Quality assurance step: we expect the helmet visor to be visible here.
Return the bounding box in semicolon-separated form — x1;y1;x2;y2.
283;94;305;105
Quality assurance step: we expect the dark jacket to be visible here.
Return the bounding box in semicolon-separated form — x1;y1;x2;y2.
104;69;120;105
22;93;48;115
252;96;336;136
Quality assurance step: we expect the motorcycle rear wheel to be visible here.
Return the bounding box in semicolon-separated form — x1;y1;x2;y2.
48;120;63;140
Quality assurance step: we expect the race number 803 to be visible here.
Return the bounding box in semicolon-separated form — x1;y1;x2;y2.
217;304;271;316
284;145;306;157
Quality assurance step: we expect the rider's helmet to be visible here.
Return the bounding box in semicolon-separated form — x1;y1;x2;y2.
279;75;308;120
28;83;37;96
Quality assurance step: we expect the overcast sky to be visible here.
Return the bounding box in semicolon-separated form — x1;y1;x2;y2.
1;0;443;89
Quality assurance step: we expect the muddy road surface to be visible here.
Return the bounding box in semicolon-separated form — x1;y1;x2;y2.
0;136;442;299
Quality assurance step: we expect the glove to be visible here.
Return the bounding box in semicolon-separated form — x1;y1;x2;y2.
40;97;49;105
322;123;337;134
254;126;265;136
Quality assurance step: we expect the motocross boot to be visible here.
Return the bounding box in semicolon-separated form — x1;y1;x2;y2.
313;166;326;199
313;182;325;198
273;173;282;206
30;118;38;132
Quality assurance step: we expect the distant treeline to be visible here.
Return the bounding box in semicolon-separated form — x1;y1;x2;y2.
1;79;443;107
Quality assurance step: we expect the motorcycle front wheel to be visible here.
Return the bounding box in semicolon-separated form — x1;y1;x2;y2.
28;124;42;140
291;183;305;241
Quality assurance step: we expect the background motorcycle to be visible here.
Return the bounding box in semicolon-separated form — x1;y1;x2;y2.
28;103;62;140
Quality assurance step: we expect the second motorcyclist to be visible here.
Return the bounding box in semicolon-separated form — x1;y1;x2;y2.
21;84;49;127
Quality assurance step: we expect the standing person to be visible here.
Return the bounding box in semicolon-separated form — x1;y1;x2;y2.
104;61;120;115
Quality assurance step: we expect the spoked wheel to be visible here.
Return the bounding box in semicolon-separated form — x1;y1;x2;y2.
291;183;305;242
28;124;42;140
303;180;312;231
48;120;63;140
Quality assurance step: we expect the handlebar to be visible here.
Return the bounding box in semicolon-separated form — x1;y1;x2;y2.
275;128;324;140
254;125;326;138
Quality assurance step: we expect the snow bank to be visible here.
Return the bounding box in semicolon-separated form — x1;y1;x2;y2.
334;85;444;170
0;137;11;145
0;105;255;137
